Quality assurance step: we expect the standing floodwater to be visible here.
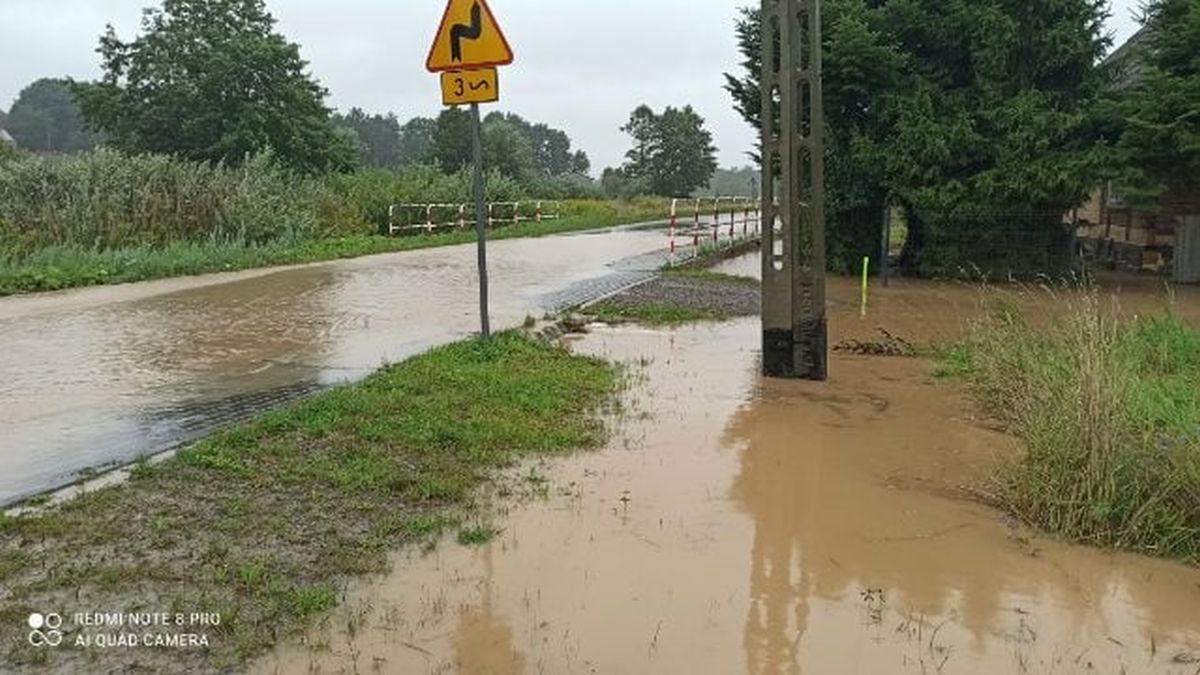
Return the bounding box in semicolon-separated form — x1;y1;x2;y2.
253;314;1200;675
0;226;668;505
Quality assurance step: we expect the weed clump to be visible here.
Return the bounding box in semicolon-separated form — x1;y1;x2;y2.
942;288;1200;560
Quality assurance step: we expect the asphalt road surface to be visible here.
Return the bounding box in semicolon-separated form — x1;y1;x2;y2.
0;224;673;505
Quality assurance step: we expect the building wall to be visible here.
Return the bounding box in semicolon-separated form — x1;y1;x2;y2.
1075;184;1200;274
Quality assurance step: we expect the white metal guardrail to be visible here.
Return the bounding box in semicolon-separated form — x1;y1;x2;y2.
667;196;762;265
388;200;561;235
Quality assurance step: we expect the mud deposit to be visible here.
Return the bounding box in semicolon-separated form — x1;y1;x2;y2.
252;272;1200;674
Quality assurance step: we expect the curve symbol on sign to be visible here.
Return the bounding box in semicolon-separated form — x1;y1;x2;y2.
450;2;483;62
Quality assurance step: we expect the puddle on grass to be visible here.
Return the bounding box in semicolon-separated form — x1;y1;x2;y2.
252;309;1200;674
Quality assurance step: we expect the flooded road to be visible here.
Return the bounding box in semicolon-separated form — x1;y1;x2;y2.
252;268;1200;675
0;226;671;504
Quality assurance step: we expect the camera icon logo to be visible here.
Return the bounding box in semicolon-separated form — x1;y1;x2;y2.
27;612;63;647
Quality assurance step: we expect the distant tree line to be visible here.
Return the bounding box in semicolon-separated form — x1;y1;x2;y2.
694;166;758;198
333;108;591;181
0;0;728;205
2;79;100;153
0;0;601;198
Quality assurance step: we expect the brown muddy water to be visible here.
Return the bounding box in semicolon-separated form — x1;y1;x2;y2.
252;264;1200;675
710;252;1200;331
0;226;671;505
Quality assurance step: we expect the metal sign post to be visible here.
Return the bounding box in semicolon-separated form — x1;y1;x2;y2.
760;0;827;379
470;102;491;339
427;0;514;340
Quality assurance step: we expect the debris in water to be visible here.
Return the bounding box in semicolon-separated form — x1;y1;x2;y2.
834;328;917;357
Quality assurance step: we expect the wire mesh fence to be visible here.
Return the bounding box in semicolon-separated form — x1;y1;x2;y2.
827;208;1091;281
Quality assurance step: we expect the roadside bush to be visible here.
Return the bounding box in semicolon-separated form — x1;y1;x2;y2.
944;288;1200;560
0;149;318;255
222;153;320;244
559;197;666;222
0;151;546;255
0;149;663;295
318;166;529;236
907;209;1077;280
0;142;25;165
526;174;605;200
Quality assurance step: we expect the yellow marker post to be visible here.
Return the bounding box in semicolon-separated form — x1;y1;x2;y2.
861;256;870;318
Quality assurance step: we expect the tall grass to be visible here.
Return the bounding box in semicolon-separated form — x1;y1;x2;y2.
317;165;529;236
0;150;316;254
0;203;668;295
0;150;663;294
942;288;1200;560
0;150;538;256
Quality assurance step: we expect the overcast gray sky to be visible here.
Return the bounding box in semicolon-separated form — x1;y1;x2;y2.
0;0;1145;174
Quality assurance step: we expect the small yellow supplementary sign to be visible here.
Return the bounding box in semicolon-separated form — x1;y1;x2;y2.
426;0;514;73
440;68;500;106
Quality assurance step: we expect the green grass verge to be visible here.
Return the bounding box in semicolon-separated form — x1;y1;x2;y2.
0;203;666;296
937;294;1200;561
589;301;726;325
0;332;619;670
662;267;760;287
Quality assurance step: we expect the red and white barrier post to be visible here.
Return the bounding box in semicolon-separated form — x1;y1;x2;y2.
711;197;720;244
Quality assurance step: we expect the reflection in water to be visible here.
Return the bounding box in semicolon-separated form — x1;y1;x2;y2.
453;547;526;675
732;391;813;675
250;314;1200;675
725;354;1200;674
742;514;810;675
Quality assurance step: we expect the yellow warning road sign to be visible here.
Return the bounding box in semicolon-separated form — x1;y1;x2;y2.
441;68;499;106
426;0;514;73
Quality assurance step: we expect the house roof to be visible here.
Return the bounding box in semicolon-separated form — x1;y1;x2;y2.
0;128;14;144
1106;27;1151;90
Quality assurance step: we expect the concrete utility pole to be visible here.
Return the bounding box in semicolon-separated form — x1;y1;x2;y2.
760;0;827;380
